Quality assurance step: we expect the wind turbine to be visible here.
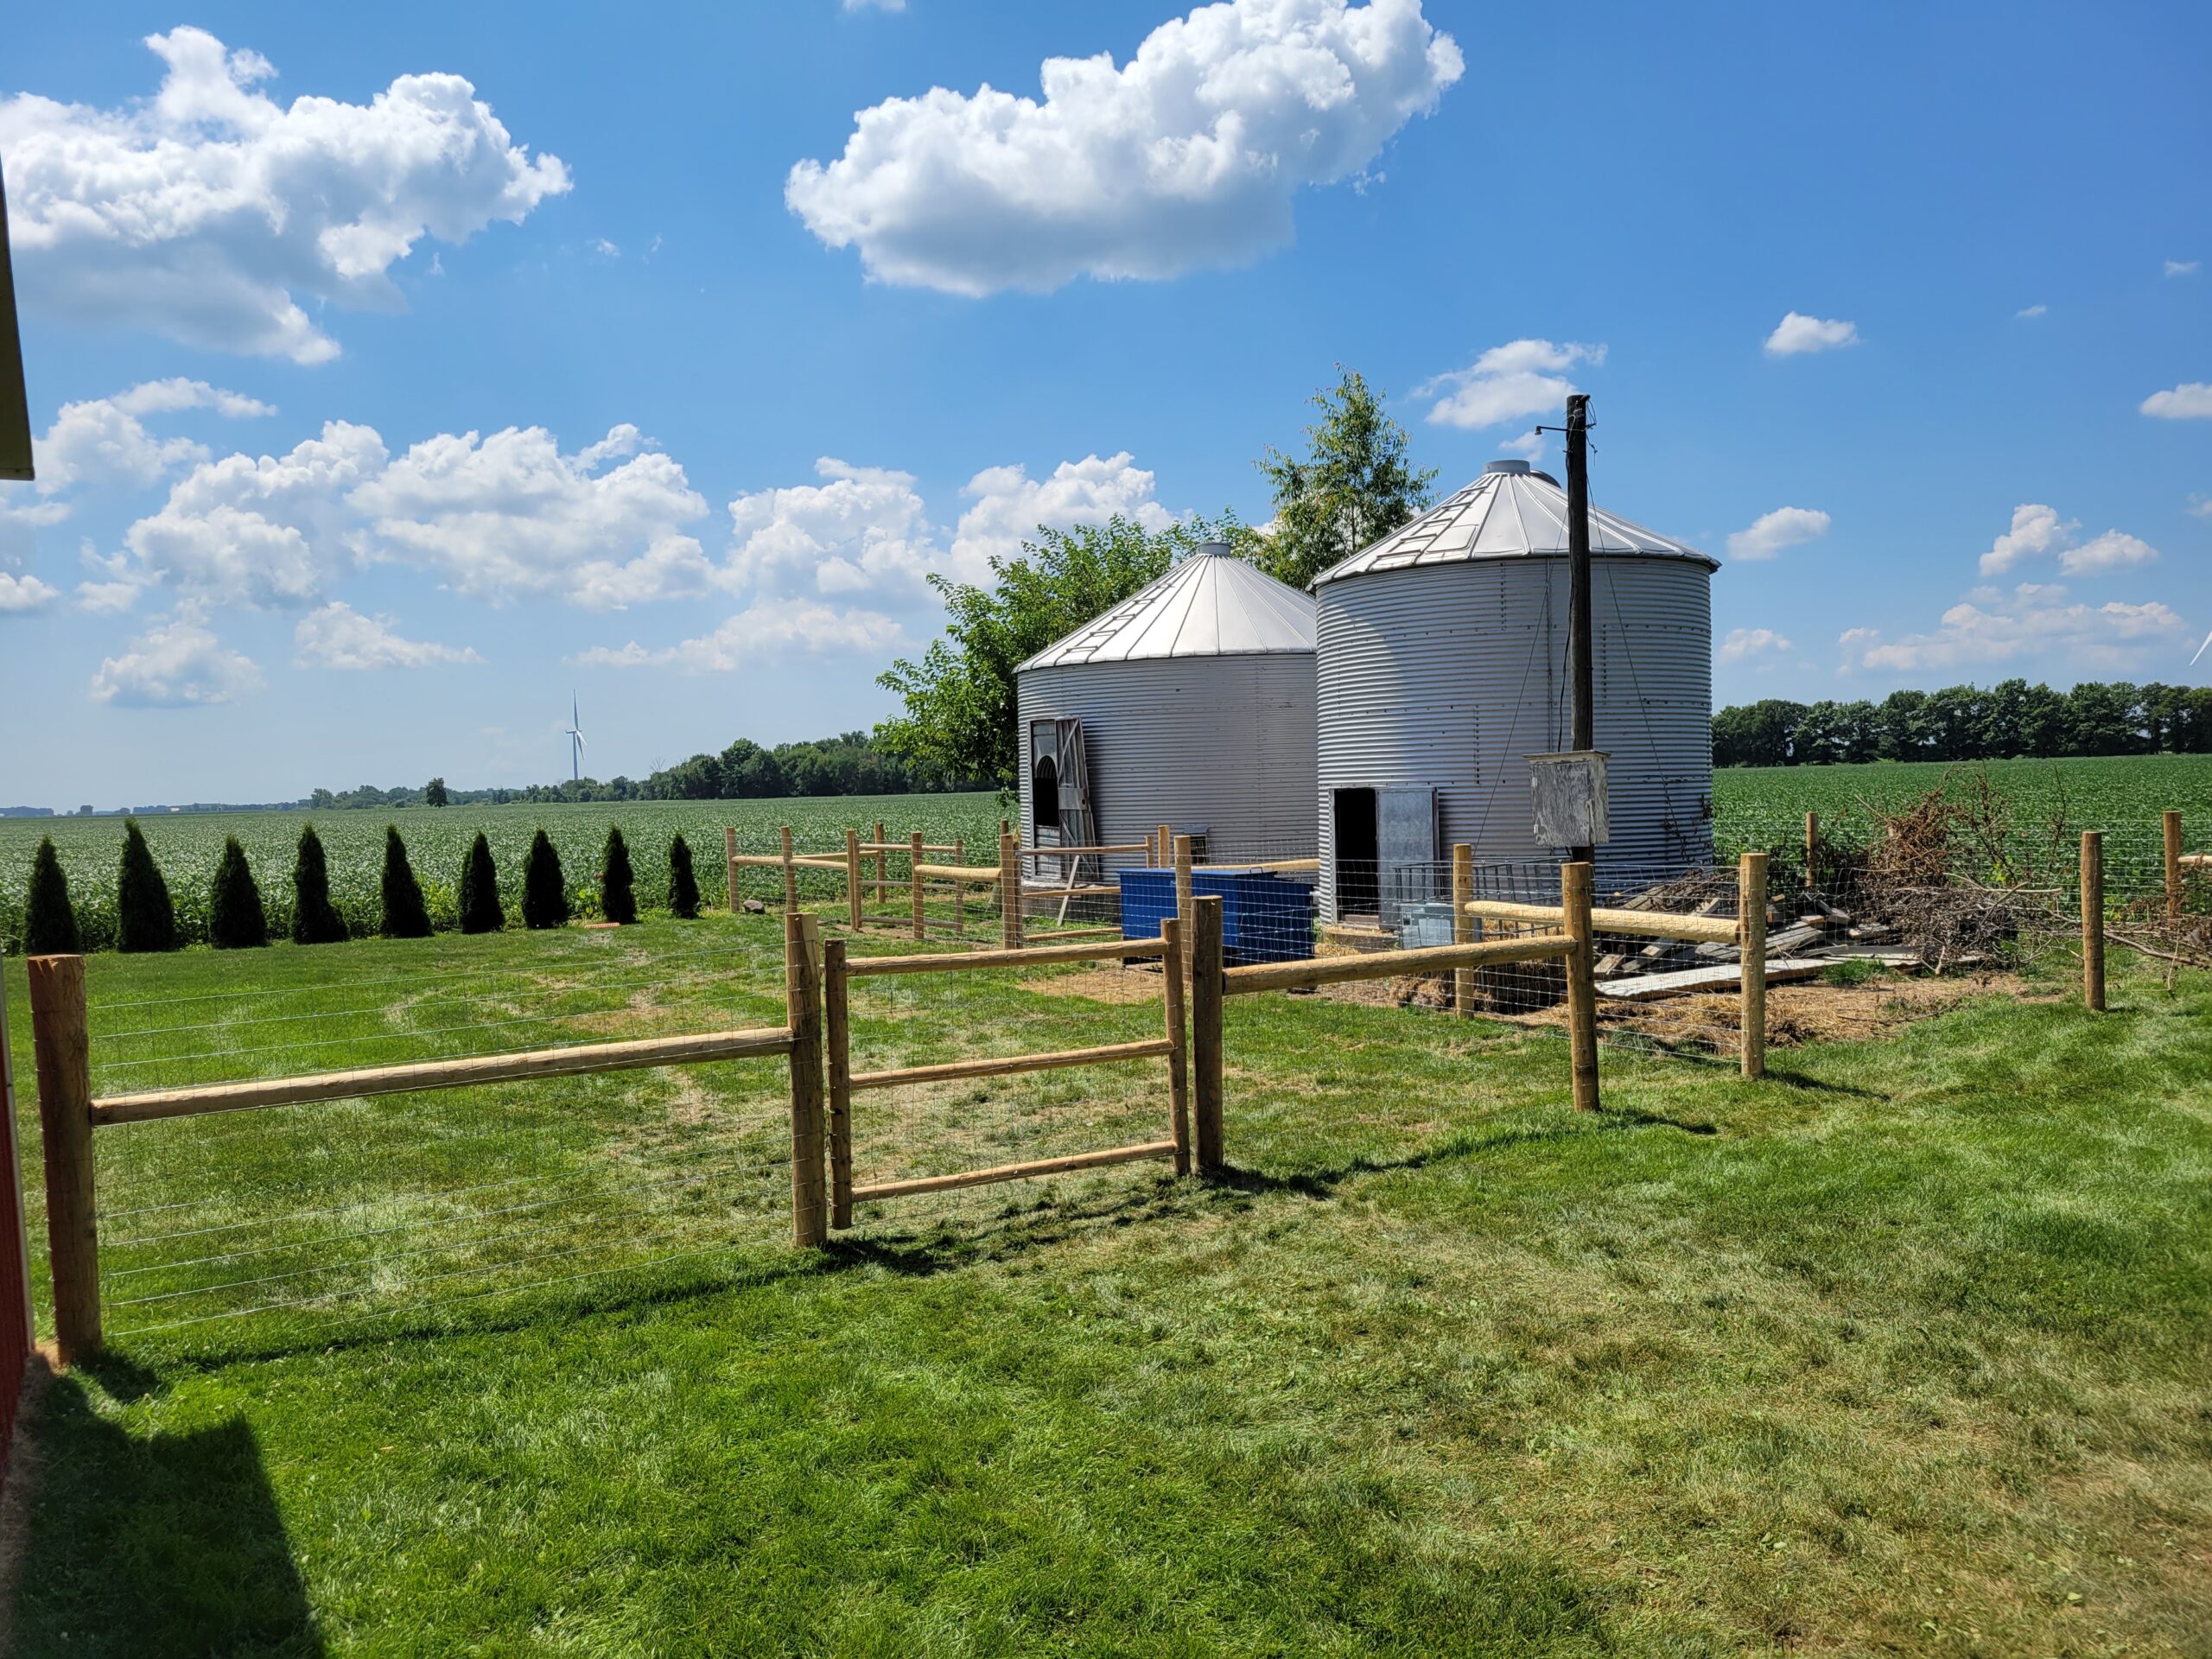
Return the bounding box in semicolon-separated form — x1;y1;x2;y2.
563;691;586;782
2193;629;2211;669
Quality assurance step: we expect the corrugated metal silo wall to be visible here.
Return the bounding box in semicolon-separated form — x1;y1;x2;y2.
1017;655;1318;860
1316;556;1713;916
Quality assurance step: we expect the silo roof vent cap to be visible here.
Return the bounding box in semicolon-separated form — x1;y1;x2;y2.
1484;459;1532;475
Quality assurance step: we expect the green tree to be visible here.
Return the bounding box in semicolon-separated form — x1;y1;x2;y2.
290;823;348;944
117;818;178;953
522;830;569;930
667;835;701;919
425;776;449;807
379;825;432;938
1877;690;1929;760
878;512;1246;787
457;832;504;934
600;826;637;925
22;837;80;956
208;836;269;950
1253;366;1436;590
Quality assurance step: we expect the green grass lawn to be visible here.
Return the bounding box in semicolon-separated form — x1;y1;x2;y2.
3;914;2209;1656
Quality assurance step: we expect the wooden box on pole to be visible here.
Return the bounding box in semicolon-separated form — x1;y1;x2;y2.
784;914;828;1247
25;954;100;1362
1189;895;1225;1174
1560;864;1599;1113
2082;830;2105;1011
1738;851;1768;1080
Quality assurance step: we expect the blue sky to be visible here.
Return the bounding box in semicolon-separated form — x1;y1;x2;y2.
1;0;2206;807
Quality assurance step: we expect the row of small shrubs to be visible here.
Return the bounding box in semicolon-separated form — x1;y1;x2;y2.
19;821;707;956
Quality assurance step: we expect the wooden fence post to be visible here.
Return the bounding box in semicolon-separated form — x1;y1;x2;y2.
1739;851;1769;1080
1173;834;1194;971
952;836;966;938
823;938;853;1230
1161;916;1191;1177
1157;823;1172;870
724;826;740;913
2164;810;2183;922
1452;842;1475;1018
1561;863;1599;1113
1190;895;1225;1175
26;955;100;1362
779;825;798;916
910;831;925;942
2082;830;2105;1011
874;821;888;908
845;829;863;932
1000;831;1023;950
785;914;828;1247
1804;810;1819;890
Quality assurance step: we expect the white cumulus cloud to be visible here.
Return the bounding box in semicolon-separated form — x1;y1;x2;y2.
2141;383;2212;419
352;425;713;609
292;601;481;669
2166;259;2199;277
1418;339;1603;430
785;0;1463;295
573;597;904;671
90;607;264;705
1726;506;1829;562
1719;626;1791;664
32;379;270;495
0;571;60;613
724;457;939;603
1843;583;2187;675
1764;312;1859;356
0;27;569;362
1978;503;2156;578
124;422;390;607
950;452;1173;576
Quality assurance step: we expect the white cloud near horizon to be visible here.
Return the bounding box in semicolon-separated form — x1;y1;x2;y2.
785;0;1462;295
0;27;569;362
90;607;264;705
1726;506;1829;561
2141;383;2212;419
571;597;906;672
1764;312;1859;356
1418;339;1604;429
292;601;482;670
1719;626;1791;664
1842;583;2187;674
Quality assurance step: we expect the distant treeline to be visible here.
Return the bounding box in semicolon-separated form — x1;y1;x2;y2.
1713;680;2212;767
303;731;990;810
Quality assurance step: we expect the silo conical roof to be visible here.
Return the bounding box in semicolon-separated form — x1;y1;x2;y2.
1018;542;1316;671
1312;460;1716;588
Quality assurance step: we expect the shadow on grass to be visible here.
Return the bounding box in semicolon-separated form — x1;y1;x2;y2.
13;1371;322;1658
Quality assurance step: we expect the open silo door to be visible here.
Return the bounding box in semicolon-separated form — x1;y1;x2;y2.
1376;785;1440;930
1027;718;1098;888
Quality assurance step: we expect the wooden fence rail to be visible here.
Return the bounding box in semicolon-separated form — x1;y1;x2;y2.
22;912;830;1364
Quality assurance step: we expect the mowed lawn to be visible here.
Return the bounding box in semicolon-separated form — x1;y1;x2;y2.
3;915;2209;1656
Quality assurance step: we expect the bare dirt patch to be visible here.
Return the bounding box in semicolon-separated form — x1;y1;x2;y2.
1020;968;1163;1005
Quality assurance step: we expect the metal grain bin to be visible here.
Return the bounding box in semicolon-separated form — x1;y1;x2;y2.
1312;460;1717;921
1016;543;1317;862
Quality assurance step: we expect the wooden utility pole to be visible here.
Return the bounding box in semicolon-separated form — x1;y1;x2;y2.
1565;393;1595;867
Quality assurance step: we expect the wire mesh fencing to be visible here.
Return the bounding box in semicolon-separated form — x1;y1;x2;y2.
829;932;1185;1236
43;925;803;1356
